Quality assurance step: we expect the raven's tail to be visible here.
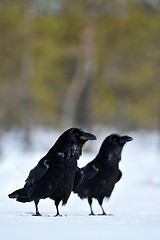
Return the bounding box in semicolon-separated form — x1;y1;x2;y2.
8;187;30;203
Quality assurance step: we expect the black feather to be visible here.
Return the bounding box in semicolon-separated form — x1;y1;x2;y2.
74;133;132;215
73;167;84;191
8;128;96;216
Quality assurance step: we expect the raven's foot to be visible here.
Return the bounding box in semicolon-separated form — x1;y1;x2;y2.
54;213;62;217
32;212;41;216
98;213;113;216
89;213;95;216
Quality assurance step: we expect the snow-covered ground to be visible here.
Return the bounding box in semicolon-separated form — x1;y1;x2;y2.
0;127;160;239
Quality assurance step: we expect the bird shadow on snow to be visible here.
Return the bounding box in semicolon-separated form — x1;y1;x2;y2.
14;210;114;218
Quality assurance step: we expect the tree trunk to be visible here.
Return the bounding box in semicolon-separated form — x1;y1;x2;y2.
60;3;96;129
20;2;34;148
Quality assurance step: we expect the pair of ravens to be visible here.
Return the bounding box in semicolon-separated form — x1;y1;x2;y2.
9;128;132;216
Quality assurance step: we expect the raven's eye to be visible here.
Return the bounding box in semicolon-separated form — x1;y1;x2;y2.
73;130;81;139
113;137;118;142
76;132;83;139
75;132;79;138
71;128;84;140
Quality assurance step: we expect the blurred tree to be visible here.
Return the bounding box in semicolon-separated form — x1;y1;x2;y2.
94;4;160;130
60;0;97;129
20;0;34;147
0;0;23;129
0;0;160;138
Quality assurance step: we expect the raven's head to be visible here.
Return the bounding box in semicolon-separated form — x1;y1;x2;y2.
51;128;96;163
99;133;132;163
47;128;96;161
53;128;96;152
108;134;133;147
69;128;96;145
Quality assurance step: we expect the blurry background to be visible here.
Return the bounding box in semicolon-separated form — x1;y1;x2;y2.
0;0;160;150
0;2;160;234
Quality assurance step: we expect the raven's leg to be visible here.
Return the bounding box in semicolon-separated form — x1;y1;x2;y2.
33;200;41;216
98;198;106;215
54;200;62;217
88;197;94;215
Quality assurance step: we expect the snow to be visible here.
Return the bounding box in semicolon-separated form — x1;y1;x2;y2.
0;128;160;239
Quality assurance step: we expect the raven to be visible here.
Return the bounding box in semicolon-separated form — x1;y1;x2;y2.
8;128;96;216
74;133;132;215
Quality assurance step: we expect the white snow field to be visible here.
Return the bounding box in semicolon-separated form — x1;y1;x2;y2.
0;128;160;240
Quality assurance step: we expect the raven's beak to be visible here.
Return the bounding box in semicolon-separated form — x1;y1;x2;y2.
120;135;133;144
80;132;97;141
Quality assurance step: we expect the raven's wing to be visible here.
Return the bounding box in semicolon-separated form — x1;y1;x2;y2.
25;158;49;186
73;167;84;191
116;170;122;183
82;160;99;183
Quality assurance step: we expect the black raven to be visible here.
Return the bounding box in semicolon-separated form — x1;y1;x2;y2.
8;128;96;216
74;133;132;215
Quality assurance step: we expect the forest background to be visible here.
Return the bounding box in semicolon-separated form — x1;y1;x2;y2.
0;0;160;148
